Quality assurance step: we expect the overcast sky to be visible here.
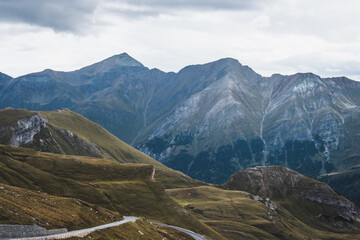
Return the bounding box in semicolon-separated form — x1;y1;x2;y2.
1;0;360;80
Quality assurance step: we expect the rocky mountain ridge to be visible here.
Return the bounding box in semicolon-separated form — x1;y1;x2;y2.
0;54;359;185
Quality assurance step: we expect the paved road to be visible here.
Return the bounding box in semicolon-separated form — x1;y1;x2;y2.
5;216;138;240
3;217;207;240
150;222;207;240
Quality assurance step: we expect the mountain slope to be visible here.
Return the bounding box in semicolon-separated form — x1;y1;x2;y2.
0;183;122;231
0;72;12;91
0;108;202;188
223;166;360;231
1;54;360;187
139;66;360;184
168;185;360;240
0;144;223;240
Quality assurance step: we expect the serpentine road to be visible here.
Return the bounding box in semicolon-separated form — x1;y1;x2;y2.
5;217;138;240
151;222;207;240
5;216;207;240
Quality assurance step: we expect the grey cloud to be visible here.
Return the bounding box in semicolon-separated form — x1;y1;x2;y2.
0;0;98;33
106;0;262;18
106;7;160;19
114;0;259;10
0;0;262;32
276;54;360;80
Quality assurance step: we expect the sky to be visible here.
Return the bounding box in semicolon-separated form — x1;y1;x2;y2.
1;0;360;80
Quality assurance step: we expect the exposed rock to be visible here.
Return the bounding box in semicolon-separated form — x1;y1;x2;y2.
224;166;360;227
250;194;278;218
0;110;102;158
10;114;47;147
59;129;103;158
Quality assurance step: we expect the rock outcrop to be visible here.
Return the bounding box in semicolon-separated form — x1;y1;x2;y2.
10;114;47;147
224;166;360;228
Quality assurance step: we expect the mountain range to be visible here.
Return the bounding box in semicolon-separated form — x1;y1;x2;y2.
0;53;359;190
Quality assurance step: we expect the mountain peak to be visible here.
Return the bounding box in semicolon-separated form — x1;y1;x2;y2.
108;53;144;67
210;57;242;67
294;72;321;79
78;53;144;74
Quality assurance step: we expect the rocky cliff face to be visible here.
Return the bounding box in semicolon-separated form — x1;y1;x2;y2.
0;109;102;158
0;54;359;185
224;166;360;228
10;114;47;147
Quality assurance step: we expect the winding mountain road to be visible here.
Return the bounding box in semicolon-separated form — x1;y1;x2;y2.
5;217;138;240
151;222;207;240
4;217;207;240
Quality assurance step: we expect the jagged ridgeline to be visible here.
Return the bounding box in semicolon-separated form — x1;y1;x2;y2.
0;53;359;186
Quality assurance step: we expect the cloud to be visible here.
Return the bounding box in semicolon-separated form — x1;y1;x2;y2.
0;0;359;82
0;0;98;33
0;0;263;32
112;0;259;10
274;52;360;80
105;0;263;18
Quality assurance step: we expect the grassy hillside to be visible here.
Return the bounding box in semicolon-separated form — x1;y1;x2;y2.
0;183;196;239
0;108;202;188
0;144;223;239
0;183;122;230
41;109;202;188
222;166;360;235
168;186;360;240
